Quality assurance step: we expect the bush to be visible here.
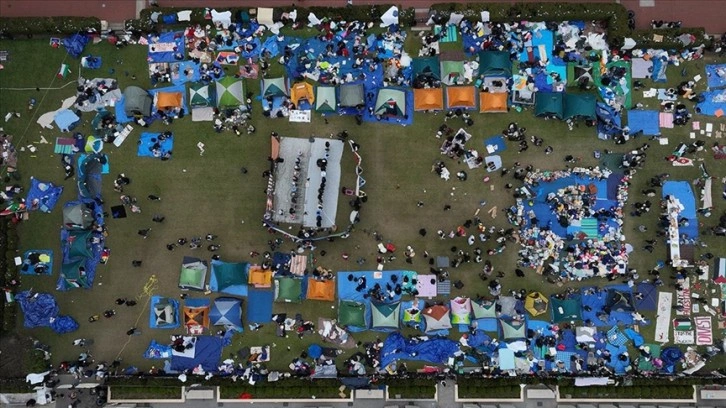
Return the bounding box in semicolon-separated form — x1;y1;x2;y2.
110;386;182;400
0;17;101;36
0;219;18;335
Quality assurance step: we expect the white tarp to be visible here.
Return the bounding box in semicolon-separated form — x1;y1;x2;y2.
288;110;311;123
380;6;399;27
211;9;232;27
307;13;322;27
574;377;610;386
701;177;712;209
655;291;673;343
257;8;275;27
177;10;192;22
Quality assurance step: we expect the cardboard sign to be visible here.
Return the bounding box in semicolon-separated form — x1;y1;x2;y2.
288;110;311;123
674;330;695;344
695;316;713;345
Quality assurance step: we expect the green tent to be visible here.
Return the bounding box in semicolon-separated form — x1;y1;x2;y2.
68;230;93;259
179;256;208;290
262;77;288;98
566;61;595;88
563;93;597;120
63;203;94;230
550;295;583;323
60;258;90;289
412;56;440;80
275;277;302;303
471;299;497;319
371;302;400;330
500;319;526;340
478;51;512;77
315;86;337;112
534;91;564;119
374;88;406;117
338;300;367;328
441;60;465;85
339;83;364;107
215;76;245;108
210;261;248;295
189;82;214;107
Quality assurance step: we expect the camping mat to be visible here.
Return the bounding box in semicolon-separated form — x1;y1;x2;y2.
54;137;75;154
637;343;662;371
435;24;458;43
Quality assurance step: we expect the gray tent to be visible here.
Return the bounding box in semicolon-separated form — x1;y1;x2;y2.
77;154;104;200
63;203;94;230
339;83;364;107
123;86;152;117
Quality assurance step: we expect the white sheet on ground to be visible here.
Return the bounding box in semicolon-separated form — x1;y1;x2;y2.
308;13;322;27
37;97;75;129
177;10;192;22
701;177;712;209
211;10;232;27
576;326;596;343
257;8;274;27
655;292;672;343
191;106;215;122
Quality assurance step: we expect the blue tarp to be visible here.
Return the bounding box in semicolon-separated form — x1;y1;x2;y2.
706;64;726;89
627;110;660;136
137;132;174;158
26;178;63;213
54;110;80;132
246;289;273;324
62;34;88;58
651;57;668;82
144;341;173;359
635;282;657;311
170;335;223;372
20;250;53;276
170;61;201;85
696;89;726;116
147;32;185;63
660;346;684;373
596;102;622;140
81;55;102;69
16;290;78;333
519;30;554;63
581;286;635;327
380;332;459;367
483;135;506;154
662;181;698;238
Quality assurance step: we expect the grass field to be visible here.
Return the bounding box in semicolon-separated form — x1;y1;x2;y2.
1;30;725;377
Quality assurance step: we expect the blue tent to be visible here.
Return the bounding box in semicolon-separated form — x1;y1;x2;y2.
149;296;181;329
210;297;243;331
596;102;621;140
62;34;89;58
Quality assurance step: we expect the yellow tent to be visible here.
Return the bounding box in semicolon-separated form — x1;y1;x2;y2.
524;292;549;316
290;81;315;105
248;266;272;288
156;92;183;109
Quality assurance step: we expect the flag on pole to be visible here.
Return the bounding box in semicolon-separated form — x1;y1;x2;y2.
57;63;71;79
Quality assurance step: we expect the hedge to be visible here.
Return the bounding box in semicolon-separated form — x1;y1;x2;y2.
110;386;182;400
386;378;437;399
559;384;695;400
1;219;18;335
0;17;101;35
136;5;396;32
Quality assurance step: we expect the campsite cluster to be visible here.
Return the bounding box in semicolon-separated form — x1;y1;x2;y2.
3;5;726;399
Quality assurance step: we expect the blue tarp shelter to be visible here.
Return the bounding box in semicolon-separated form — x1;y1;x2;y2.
137;132;173;159
210;297;243;331
149;296;181;329
209;260;249;296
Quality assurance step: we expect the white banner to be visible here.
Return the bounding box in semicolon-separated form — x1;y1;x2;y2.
695;316;713;345
288;110;311;123
655;292;673;343
674;330;695;344
676;277;691;316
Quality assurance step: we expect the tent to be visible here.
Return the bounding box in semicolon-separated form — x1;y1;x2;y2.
339;83;364;107
535;91;564;119
179;257;208;291
210;297;243;330
290;81;315;106
450;297;472;325
306;278;335;301
183;298;210;333
479;92;508;113
374;88;406;117
446;86;477;110
472;299;497;319
524;292;549;317
412;56;441;83
478;51;512;77
605;290;635;312
715;258;726;284
149;296;180;329
155;92;183;110
563;93;596;120
60;258;90;289
422;304;452;333
551;295;583;322
216;76;245;108
189;82;214;107
371;301;401;330
209;260;249;296
338;300;367;328
66;230;93;259
63;203;93;230
275;277;302;303
77;154;104;199
123;86;152;117
500;319;526;340
441;60;465;85
262;77;289;98
315;85;337;112
413;88;444;111
248;266;272;288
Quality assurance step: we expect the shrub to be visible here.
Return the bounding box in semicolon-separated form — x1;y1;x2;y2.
110;386;182;400
0;17;101;35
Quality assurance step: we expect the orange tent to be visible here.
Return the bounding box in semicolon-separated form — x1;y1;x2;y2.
445;86;477;109
248;266;272;288
306;278;335;301
183;303;210;332
290;81;315;105
156;92;183;109
479;92;508;113
413;88;444;111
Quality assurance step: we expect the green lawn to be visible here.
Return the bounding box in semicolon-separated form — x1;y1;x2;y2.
1;32;725;377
